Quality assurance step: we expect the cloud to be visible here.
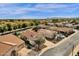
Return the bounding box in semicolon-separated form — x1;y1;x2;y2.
34;3;68;9
17;15;46;19
0;3;14;7
0;3;62;16
0;3;79;19
0;4;28;15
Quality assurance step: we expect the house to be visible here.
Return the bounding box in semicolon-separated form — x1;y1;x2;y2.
54;23;64;27
38;24;48;29
38;29;57;40
21;29;46;51
0;34;25;56
21;30;38;46
64;23;73;28
21;30;37;41
47;23;55;26
40;20;48;25
50;27;74;36
73;24;79;29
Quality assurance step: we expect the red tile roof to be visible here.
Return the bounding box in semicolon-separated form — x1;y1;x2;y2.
21;30;37;40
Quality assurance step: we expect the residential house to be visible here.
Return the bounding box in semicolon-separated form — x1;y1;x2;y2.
73;24;79;29
21;30;38;47
38;29;57;40
0;34;25;56
38;24;48;29
50;27;74;36
64;23;73;28
47;23;55;26
54;23;64;27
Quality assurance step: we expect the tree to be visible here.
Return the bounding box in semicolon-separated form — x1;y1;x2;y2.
22;23;27;28
6;23;12;31
29;22;34;26
33;20;40;26
0;25;4;33
34;35;45;51
17;24;22;29
52;19;59;23
32;26;40;32
75;26;79;30
2;25;8;32
40;20;48;25
12;23;18;30
70;20;76;23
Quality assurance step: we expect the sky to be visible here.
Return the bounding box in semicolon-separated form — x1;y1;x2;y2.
0;3;79;19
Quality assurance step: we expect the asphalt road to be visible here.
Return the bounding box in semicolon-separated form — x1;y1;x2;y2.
0;26;36;35
0;25;49;36
41;31;79;56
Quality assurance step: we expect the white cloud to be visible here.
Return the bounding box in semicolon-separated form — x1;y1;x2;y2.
0;3;57;16
0;3;13;7
18;15;46;19
34;3;68;9
0;3;79;19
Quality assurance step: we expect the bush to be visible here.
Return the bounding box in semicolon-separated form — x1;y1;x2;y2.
13;32;20;36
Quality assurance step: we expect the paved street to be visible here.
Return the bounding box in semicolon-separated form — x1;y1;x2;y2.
0;26;36;35
41;31;79;56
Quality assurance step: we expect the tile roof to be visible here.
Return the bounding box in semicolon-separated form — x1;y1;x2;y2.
50;27;74;33
0;34;24;46
38;29;56;38
38;29;56;35
21;30;37;40
0;42;15;56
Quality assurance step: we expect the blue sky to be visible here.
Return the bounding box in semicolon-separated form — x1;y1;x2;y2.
0;3;79;19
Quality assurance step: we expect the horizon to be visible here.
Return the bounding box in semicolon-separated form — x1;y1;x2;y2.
0;3;79;19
